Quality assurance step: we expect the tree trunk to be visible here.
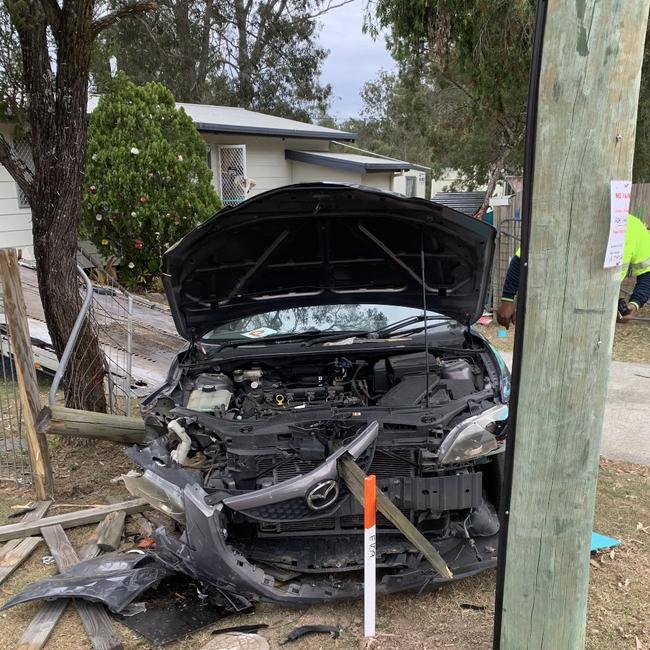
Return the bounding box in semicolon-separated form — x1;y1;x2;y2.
3;2;158;420
26;0;107;413
32;212;106;413
234;0;253;108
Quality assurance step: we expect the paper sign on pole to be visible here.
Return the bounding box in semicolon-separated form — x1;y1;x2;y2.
604;180;631;268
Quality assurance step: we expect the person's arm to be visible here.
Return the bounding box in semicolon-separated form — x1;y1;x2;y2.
501;254;521;302
628;271;650;311
623;216;650;318
496;253;521;328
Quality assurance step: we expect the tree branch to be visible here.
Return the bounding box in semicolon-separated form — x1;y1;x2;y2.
91;2;158;37
39;0;62;31
299;0;355;23
0;133;34;200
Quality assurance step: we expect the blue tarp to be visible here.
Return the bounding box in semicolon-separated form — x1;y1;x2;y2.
590;531;620;552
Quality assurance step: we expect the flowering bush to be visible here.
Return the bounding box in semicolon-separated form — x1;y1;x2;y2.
82;74;220;289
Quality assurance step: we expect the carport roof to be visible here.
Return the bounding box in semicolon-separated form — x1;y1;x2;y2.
432;191;487;216
285;150;428;173
87;96;356;141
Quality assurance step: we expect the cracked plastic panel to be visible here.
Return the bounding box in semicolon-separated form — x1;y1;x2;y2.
0;552;172;613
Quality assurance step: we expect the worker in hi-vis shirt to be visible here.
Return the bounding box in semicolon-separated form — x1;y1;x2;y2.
496;214;650;328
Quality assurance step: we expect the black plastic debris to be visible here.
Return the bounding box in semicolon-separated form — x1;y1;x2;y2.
116;574;255;645
212;624;269;636
279;625;342;645
1;551;171;613
460;602;486;611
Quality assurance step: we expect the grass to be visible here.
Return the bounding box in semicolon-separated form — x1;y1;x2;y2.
0;457;647;649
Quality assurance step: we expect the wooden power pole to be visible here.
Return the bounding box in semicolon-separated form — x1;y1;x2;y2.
495;1;650;647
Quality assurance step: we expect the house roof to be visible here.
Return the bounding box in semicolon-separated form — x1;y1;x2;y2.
285;150;428;173
87;96;356;141
432;191;487;216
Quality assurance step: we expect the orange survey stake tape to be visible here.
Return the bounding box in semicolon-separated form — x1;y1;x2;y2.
364;473;377;638
364;474;376;529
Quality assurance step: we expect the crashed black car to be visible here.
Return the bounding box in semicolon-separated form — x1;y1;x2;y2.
127;183;511;604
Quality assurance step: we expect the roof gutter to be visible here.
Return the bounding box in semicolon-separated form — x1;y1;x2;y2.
331;141;432;172
193;123;357;141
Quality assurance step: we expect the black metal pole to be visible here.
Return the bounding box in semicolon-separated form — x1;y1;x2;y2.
492;1;549;647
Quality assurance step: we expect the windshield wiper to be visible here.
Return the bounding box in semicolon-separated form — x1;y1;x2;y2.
213;329;367;351
303;329;372;346
304;317;454;347
373;315;453;338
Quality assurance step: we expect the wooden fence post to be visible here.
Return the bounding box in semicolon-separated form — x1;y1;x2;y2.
495;1;650;648
0;249;53;498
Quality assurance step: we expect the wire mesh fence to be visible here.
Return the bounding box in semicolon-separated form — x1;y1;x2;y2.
490;194;522;313
51;248;135;416
0;299;32;487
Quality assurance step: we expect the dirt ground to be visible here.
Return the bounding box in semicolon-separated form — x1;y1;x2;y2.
478;279;650;364
0;441;647;650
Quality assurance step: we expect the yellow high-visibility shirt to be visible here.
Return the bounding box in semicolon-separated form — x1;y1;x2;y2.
513;214;650;280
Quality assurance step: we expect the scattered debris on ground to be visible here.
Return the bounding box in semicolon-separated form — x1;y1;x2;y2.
0;458;645;649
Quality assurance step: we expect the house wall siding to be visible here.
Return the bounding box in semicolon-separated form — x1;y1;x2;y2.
291;161;362;185
0;125;34;255
203;134;331;197
362;173;392;191
391;171;427;198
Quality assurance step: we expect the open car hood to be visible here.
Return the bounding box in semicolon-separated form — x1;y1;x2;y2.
163;184;496;340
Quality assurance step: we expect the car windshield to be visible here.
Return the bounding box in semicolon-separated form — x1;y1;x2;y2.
201;304;448;342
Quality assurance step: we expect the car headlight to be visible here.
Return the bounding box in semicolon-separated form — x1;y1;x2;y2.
438;404;509;465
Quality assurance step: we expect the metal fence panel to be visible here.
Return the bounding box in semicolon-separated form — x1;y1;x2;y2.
50;249;135;416
0;298;32;486
490;194;522;313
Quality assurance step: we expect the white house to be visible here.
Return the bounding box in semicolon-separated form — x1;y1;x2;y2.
0;101;428;258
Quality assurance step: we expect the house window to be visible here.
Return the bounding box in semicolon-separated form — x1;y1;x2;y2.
13;135;33;209
218;145;247;205
405;176;417;197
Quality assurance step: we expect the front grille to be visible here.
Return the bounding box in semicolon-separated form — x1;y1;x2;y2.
259;509;410;535
256;458;320;483
367;449;416;478
338;512;400;529
260;518;336;533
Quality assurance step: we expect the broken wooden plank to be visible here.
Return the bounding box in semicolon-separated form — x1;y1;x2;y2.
0;250;54;498
0;499;148;542
36;405;146;445
16;600;70;650
17;518;107;650
0;501;51;556
0;537;42;584
0;501;51;585
95;511;126;552
338;453;453;579
41;525;123;650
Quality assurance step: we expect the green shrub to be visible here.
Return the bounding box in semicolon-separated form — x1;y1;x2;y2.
82;73;220;289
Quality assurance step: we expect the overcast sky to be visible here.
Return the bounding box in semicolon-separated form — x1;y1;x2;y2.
317;1;396;120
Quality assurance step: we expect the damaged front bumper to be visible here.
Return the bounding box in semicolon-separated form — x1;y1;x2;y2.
151;482;498;604
122;422;498;604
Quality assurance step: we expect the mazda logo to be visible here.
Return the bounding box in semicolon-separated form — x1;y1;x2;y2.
306;479;340;511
